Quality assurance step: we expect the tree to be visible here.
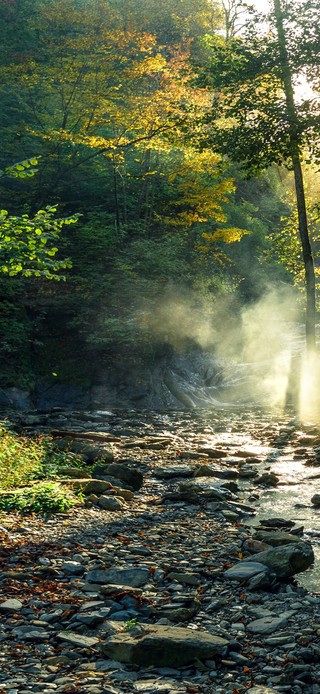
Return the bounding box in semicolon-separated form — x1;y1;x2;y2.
0;159;79;279
197;0;320;351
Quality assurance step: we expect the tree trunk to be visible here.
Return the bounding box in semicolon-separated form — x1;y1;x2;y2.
273;0;316;351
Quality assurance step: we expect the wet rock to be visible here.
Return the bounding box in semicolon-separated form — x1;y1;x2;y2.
311;493;320;507
247;541;314;578
253;530;304;546
254;472;279;487
154;466;194;479
178;478;235;501
101;623;229;666
258;517;295;528
193;464;238;479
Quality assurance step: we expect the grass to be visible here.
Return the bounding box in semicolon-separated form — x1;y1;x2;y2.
0;422;85;513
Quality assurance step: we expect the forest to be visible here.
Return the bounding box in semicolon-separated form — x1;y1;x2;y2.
1;0;320;409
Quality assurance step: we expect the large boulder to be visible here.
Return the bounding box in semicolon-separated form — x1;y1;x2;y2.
247;541;314;579
101;623;229;666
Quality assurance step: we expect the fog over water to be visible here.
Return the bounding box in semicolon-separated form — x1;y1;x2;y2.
138;284;320;421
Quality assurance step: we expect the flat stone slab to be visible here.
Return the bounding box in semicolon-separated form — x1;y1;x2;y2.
86;567;150;587
101;623;229;667
57;631;100;648
250;688;280;694
224;562;270;581
246;615;288;635
0;599;23;612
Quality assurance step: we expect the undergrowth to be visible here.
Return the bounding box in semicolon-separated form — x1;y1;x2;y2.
0;423;85;513
0;482;79;513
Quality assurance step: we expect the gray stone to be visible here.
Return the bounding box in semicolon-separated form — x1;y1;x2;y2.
253;530;303;546
167;572;202;585
249;688;281;693
93;463;143;491
179;478;235;500
86;568;150;587
101;623;229;666
57;631;100;647
98;496;123;511
84;480;113;494
246;615;289;635
224;562;270;581
0;599;23;612
311;493;320;507
76;611;109;626
61;561;84;575
246;541;314;578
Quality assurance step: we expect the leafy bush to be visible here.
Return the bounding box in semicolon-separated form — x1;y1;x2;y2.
0;424;44;488
0;423;86;490
0;481;79;514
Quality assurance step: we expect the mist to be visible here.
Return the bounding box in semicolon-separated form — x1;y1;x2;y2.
137;284;320;416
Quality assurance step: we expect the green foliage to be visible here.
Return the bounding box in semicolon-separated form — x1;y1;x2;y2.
0;423;45;489
1;158;40;180
0;205;80;279
0;424;84;489
0;482;79;514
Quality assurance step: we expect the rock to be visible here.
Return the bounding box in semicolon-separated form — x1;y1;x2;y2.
167;572;202;586
59;467;92;478
111;486;134;501
246;541;314;578
253;530;304;546
98;496;124;511
224;562;273;583
179;478;235;501
246;615;289;634
0;599;23;612
86;568;150;587
254;472;279;486
92;463;143;491
84;480;113;494
193;464;238;479
197;447;227;458
311;493;320;507
258;517;295;528
154;466;194;479
250;688;280;693
57;631;100;648
101;624;229;666
61;561;84;575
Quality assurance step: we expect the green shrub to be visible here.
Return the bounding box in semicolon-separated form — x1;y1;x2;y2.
0;481;80;513
0;423;44;488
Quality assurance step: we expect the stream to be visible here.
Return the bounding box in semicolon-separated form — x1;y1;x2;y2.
14;402;320;593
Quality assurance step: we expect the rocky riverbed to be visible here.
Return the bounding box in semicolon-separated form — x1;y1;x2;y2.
1;406;320;694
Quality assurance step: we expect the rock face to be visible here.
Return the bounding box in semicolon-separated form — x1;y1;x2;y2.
101;624;229;667
247;541;314;578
